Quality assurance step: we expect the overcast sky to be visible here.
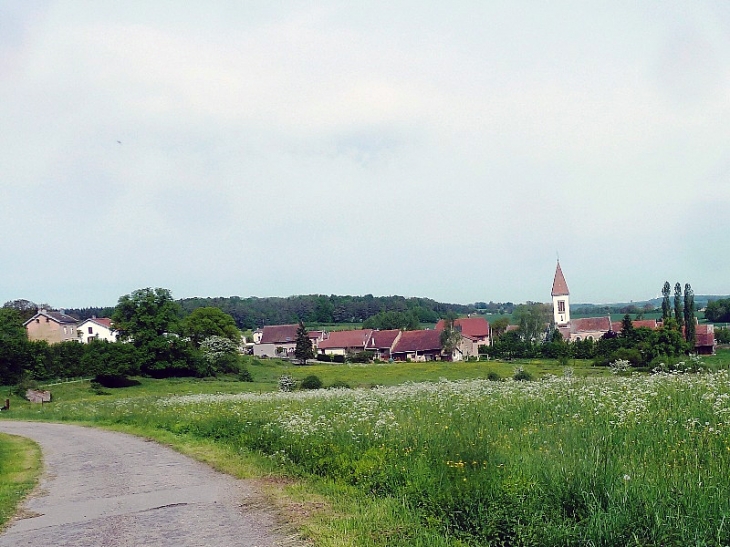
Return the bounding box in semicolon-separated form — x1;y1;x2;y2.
2;1;729;308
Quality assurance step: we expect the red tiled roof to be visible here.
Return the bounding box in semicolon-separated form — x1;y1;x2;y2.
611;319;658;332
696;324;715;348
318;329;373;350
551;262;569;297
572;317;611;333
435;317;490;339
87;317;113;329
260;324;299;344
366;330;401;350
392;329;442;353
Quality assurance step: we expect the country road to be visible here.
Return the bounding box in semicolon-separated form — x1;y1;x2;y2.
0;421;298;546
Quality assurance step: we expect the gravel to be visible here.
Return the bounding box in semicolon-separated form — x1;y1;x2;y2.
0;421;300;546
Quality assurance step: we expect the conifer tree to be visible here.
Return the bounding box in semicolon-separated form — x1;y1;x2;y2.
294;321;314;365
684;283;696;344
674;282;684;329
661;281;672;321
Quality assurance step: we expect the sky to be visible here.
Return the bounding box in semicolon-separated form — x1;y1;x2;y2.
2;1;729;308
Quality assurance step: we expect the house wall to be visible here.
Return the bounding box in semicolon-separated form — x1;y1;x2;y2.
253;342;295;358
77;322;117;344
26;317;77;344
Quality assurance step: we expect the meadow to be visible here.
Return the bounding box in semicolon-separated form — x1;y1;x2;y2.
3;354;730;546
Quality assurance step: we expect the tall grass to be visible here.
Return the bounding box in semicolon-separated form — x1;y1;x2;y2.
12;369;730;545
0;433;41;528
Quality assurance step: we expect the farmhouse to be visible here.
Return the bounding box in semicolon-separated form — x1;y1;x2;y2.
76;317;117;343
253;324;299;358
317;329;374;356
435;316;491;359
391;329;443;362
24;309;78;344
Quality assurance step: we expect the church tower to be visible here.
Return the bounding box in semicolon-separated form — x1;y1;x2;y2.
551;261;570;326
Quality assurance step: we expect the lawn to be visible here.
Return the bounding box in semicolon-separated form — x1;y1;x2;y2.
2;352;730;546
0;433;41;529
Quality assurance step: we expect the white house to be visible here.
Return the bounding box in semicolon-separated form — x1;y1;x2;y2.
77;317;117;343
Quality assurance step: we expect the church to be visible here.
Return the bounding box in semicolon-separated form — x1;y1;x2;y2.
552;261;658;342
549;261;716;353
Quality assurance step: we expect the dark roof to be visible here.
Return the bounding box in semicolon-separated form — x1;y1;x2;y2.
435;317;490;339
23;309;78;326
260;324;299;344
551;262;570;297
392;329;442;353
318;329;373;350
366;330;401;350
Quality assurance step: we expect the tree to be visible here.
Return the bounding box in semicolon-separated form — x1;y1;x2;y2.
81;340;141;381
439;315;462;360
661;282;672;321
684;283;696;344
674;282;683;330
111;288;190;376
490;317;510;340
294;322;314;365
705;299;730;323
199;335;240;374
619;314;634;340
514;303;550;343
0;308;31;385
180;307;241;348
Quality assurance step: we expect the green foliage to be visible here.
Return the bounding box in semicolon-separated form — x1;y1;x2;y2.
0;308;32;385
662;281;672;321
112;288;197;376
487;371;502;381
439;315;462;359
199;335;240;375
278;374;296;392
300;374;323;390
674;282;684;329
328;380;351;389
363;310;420;330
490;317;510;340
705;298;730;323
684;283;696;343
514;303;550;343
348;351;374;364
294;322;314;365
180;307;241;347
716;327;730;344
512;366;533;381
237;367;253;382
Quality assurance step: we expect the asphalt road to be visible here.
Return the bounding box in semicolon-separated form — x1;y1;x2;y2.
0;421;297;546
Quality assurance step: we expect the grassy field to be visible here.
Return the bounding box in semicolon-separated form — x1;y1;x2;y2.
0;433;41;529
3;353;730;545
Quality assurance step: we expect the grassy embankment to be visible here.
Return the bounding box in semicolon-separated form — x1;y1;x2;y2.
3;353;730;545
0;433;41;529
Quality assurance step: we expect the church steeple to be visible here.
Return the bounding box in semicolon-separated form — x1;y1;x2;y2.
552;261;570;326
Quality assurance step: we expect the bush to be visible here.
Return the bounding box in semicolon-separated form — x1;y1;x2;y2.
300;375;323;390
487;371;502;382
716;327;730;344
93;374;141;388
316;353;332;362
238;367;253;382
513;367;533;382
278;374;296;392
333;355;345;364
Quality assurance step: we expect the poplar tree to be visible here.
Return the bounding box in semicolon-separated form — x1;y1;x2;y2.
674;282;683;330
661;282;672;321
684;283;696;344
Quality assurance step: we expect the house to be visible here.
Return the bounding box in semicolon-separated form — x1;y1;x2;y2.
435;317;491;359
364;329;402;360
76;317;117;343
695;324;717;355
24;309;79;344
317;329;374;356
308;330;326;352
253;324;299;358
391;329;443;362
252;328;264;344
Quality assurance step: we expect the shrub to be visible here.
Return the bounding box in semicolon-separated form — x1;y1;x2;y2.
609;359;631;375
333;355;345;364
238;367;253;382
93;374;141;388
300;375;323;390
716;327;730;344
278;374;296;392
487;371;502;382
513;367;533;381
317;353;332;362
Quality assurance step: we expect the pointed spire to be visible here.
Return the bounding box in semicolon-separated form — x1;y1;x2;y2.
551;261;569;296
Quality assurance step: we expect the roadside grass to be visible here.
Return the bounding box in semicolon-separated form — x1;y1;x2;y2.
0;433;41;529
3;352;730;545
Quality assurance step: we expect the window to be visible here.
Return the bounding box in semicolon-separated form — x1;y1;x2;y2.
558;300;565;313
88;327;93;334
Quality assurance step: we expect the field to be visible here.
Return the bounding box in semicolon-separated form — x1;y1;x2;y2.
3;353;730;545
